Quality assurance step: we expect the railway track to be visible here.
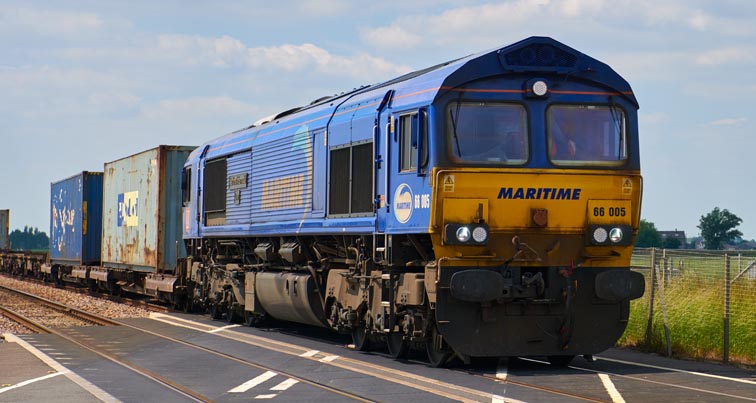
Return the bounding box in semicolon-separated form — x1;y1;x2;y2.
0;284;118;330
0;273;168;313
0;282;377;402
4;276;753;402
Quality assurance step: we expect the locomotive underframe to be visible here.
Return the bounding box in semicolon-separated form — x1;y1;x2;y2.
184;231;643;364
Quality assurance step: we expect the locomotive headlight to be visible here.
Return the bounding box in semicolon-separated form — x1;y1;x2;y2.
472;226;488;243
456;226;472;243
592;227;608;244
609;227;624;243
532;80;548;96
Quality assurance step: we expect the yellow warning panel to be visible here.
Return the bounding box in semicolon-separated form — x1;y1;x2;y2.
443;198;488;224
443;175;455;192
622;177;633;195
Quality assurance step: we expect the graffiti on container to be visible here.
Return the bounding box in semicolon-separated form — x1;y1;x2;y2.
118;191;139;227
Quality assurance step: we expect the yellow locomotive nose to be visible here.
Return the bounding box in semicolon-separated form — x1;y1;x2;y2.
431;169;641;268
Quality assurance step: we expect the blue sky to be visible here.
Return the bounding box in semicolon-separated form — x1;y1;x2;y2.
2;0;755;240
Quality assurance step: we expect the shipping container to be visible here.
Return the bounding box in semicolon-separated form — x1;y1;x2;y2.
102;145;195;272
0;209;9;250
49;172;103;265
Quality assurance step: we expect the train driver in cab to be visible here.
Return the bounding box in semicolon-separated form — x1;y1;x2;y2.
549;105;627;164
454;103;527;164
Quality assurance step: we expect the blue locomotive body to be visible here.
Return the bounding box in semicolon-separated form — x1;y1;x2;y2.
179;37;644;366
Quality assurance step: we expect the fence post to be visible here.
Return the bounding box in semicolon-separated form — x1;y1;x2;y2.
724;253;730;364
645;248;657;348
654;254;672;357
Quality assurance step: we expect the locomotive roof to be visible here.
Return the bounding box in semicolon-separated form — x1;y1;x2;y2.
189;36;636;162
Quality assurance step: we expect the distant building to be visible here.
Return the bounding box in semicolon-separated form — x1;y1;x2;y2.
659;230;687;249
723;241;756;251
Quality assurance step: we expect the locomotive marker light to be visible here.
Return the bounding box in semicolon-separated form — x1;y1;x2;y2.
532;80;548;96
588;225;633;246
444;223;490;245
525;78;549;98
609;227;624;243
456;226;471;242
472;226;488;243
592;227;608;244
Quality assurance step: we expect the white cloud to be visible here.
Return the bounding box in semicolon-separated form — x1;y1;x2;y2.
359;25;422;49
709;117;747;126
695;46;756;66
358;0;729;50
140;96;258;120
156;35;412;79
0;65;129;90
0;5;129;37
0;65;138;118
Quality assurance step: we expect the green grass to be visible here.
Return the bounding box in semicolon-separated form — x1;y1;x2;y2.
618;268;756;366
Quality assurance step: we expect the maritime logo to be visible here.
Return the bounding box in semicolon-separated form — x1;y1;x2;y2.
393;184;413;224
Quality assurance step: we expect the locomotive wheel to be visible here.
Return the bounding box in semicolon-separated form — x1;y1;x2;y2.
387;332;409;359
426;324;451;368
209;303;223;320
244;311;265;327
183;298;194;313
547;355;575;367
351;326;370;351
226;307;240;324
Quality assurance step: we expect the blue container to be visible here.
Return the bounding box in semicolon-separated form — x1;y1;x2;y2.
50;172;103;265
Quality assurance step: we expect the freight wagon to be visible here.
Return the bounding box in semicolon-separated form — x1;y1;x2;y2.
46;172;103;286
39;146;194;300
0;209;8;250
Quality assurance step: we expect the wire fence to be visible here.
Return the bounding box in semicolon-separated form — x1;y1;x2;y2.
618;248;756;367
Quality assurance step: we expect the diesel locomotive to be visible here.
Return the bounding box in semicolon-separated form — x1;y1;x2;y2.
181;36;644;366
0;37;644;367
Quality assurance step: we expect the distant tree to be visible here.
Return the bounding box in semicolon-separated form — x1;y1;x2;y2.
662;237;682;249
635;219;662;247
9;226;49;250
697;207;742;250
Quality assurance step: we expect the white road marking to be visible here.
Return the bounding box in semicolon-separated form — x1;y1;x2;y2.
149;315;529;402
299;350;319;357
0;372;63;394
598;373;625;403
496;359;509;381
255;394;277;399
229;371;278;393
207;324;240;334
598;357;756;385
319;355;339;362
270;378;299;391
2;333;120;403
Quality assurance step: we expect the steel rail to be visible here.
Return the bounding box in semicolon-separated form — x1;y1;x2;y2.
0;304;53;334
111;319;379;403
0;282;216;403
0;284;120;326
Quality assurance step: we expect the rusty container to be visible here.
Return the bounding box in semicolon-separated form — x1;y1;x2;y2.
50;172;103;265
102;145;196;272
0;209;9;250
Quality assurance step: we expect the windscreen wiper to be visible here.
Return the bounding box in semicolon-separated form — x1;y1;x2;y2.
449;103;462;157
